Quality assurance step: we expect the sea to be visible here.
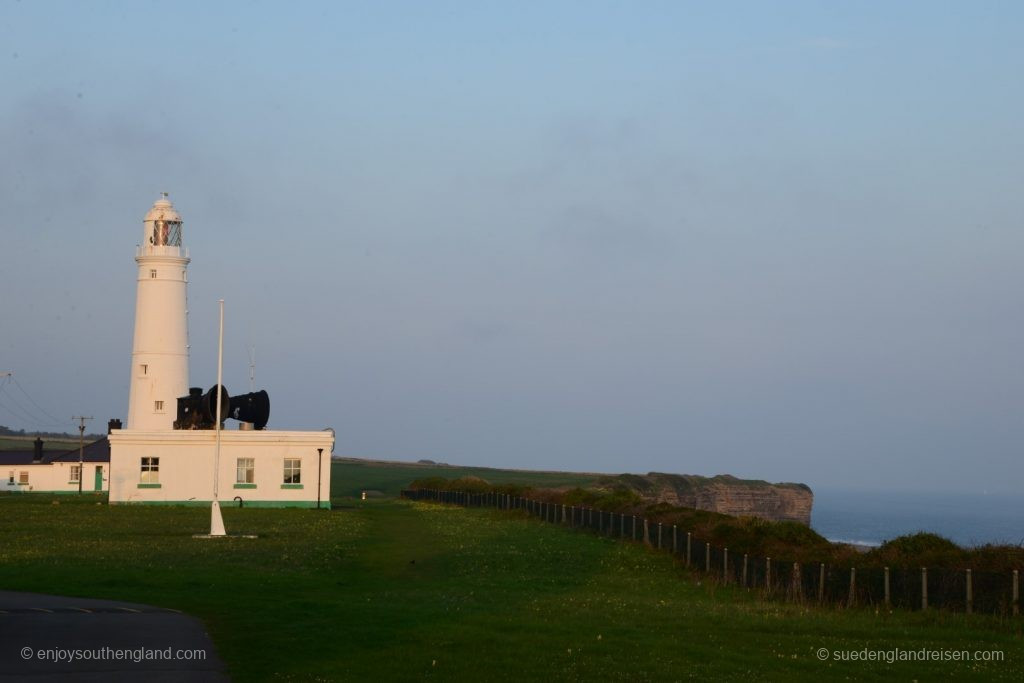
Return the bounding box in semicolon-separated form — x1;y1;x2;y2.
811;489;1024;548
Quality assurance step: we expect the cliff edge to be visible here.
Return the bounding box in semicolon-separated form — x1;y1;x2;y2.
596;472;813;525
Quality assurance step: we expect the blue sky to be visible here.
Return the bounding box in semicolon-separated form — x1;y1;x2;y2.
2;1;1022;494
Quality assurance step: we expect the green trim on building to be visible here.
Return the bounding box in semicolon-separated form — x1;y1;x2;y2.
3;491;106;497
280;483;303;489
110;499;331;509
233;483;257;489
137;483;162;489
22;489;93;495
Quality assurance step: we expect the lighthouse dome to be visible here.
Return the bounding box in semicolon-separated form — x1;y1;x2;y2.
144;193;182;223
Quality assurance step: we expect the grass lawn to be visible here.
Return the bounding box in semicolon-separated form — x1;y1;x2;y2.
0;494;1020;681
330;459;600;498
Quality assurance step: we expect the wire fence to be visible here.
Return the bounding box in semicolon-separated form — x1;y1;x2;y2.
401;488;1022;618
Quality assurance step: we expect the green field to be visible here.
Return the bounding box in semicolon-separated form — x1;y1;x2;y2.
330;458;600;498
0;436;83;451
1;494;1020;681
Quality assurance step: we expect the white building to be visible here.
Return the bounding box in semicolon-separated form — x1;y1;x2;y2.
1;437;109;494
108;195;333;508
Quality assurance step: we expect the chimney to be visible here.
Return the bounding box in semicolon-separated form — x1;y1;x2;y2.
33;437;43;462
108;418;122;434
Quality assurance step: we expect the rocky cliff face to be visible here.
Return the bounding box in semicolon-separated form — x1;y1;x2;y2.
599;473;813;525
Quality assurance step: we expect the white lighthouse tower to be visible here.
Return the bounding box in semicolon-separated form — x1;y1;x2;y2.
126;193;190;430
111;194;333;508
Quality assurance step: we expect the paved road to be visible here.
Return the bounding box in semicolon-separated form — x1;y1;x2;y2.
0;590;226;681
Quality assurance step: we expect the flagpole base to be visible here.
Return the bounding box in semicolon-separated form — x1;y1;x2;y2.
209;500;226;536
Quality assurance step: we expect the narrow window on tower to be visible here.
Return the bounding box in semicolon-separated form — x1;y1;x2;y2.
154;400;164;412
150;269;157;278
140;364;148;376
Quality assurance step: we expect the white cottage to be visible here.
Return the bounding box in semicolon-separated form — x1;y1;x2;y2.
108;195;333;508
0;437;110;494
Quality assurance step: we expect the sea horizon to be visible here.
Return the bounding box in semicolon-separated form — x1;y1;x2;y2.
811;487;1024;548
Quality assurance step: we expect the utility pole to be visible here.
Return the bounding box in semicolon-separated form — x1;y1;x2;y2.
71;416;93;493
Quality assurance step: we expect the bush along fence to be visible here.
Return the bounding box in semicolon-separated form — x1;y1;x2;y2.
401;489;1022;618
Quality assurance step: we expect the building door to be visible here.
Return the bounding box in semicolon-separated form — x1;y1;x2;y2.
94;465;103;491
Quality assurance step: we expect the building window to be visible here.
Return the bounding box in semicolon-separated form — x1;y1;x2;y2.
140;364;148;376
150;269;157;278
154;400;164;412
70;465;81;482
8;471;13;484
236;458;255;484
283;458;301;484
140;457;159;483
18;471;29;485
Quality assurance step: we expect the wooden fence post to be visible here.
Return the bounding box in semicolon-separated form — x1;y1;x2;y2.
792;562;802;602
818;563;825;602
657;523;663;550
921;567;928;611
966;569;973;615
766;558;772;593
673;525;678;554
705;543;711;573
686;533;692;566
632;516;637;541
1014;570;1020;616
884;566;890;607
643;519;650;546
742;554;748;588
723;548;729;583
848;567;856;607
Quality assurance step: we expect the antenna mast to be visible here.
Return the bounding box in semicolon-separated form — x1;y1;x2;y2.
247;345;256;392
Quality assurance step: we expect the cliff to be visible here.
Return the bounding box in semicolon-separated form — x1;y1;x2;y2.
596;472;813;525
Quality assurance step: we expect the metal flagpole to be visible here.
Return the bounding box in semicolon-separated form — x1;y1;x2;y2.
210;299;227;536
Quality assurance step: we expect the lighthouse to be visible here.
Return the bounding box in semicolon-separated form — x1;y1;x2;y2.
126;193;190;430
110;194;333;508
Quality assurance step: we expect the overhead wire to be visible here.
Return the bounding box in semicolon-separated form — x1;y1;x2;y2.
0;376;68;430
0;385;45;427
13;378;65;425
